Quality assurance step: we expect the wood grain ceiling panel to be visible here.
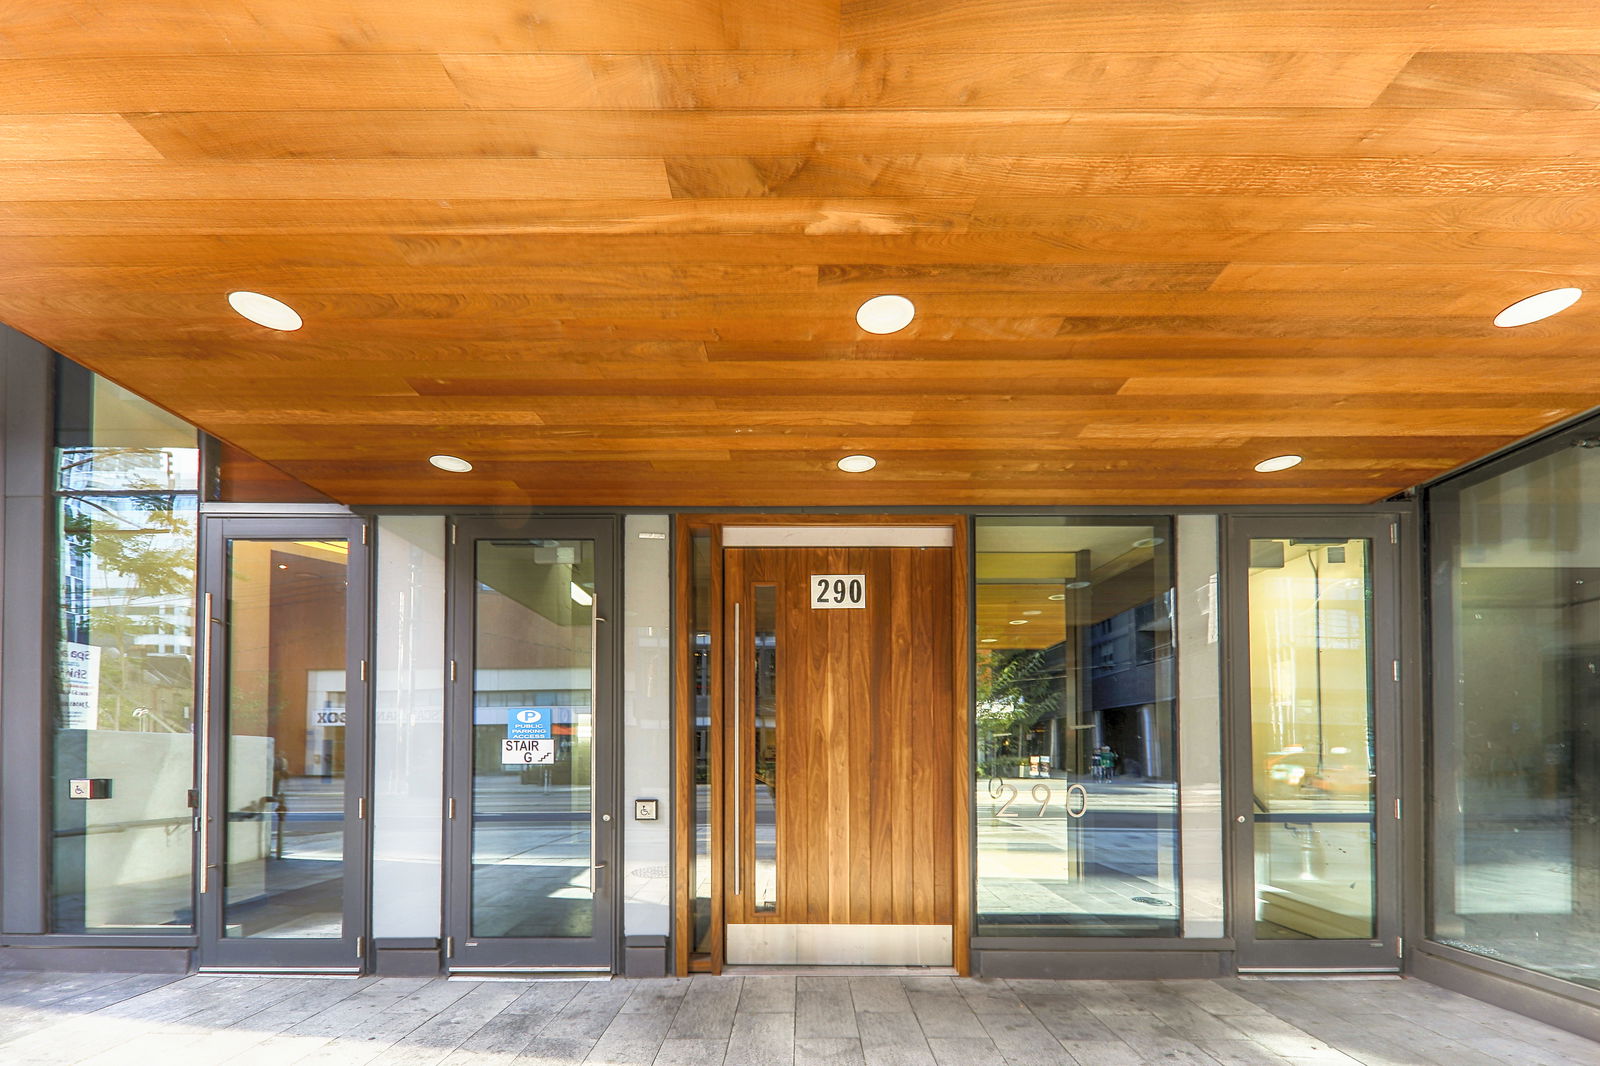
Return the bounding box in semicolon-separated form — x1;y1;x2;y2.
2;2;1598;507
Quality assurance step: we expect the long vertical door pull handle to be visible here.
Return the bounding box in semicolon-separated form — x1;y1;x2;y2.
198;591;214;894
733;601;742;897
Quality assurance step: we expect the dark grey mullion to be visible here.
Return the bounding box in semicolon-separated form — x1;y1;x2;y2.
1;327;54;935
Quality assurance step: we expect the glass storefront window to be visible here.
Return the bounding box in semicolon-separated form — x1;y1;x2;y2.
975;517;1180;936
51;359;199;933
1431;443;1600;989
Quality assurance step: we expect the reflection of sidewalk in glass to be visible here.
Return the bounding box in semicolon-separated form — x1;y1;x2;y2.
467;774;597;938
978;776;1178;926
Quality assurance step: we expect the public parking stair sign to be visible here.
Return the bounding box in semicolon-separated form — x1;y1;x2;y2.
503;707;555;765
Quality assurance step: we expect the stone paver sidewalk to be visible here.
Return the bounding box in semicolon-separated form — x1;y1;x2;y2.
1;969;1596;1065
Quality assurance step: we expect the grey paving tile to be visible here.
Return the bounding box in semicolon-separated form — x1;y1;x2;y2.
975;1010;1061;1051
1057;1039;1148;1066
622;978;694;1015
1097;1015;1226;1065
654;1037;729;1066
855;1011;926;1050
738;976;797;1014
926;1036;1006;1066
1159;980;1277;1018
668;976;743;1040
371;983;528;1065
1192;1038;1295;1065
797;979;858;1040
545;981;636;1042
952;980;1026;1016
1020;997;1121;1043
724;1009;795;1066
907;988;984;1040
506;981;590;1016
794;1037;866;1066
587;1009;675;1066
849;978;911;1014
439;1007;548;1061
519;1036;601;1066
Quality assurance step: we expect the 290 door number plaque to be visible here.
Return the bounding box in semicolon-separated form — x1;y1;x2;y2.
810;574;866;609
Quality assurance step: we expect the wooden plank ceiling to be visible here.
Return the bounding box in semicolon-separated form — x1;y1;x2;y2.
3;2;1600;506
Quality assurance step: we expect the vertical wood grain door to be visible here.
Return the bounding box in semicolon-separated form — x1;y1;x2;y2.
721;545;957;966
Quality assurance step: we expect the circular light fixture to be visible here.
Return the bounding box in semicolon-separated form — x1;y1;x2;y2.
1022;610;1042;616
1064;580;1092;589
1253;454;1303;473
1008;619;1028;625
980;637;999;644
1493;287;1582;328
1047;593;1066;601
428;454;473;473
227;291;302;331
837;454;877;473
1132;537;1165;548
855;295;915;335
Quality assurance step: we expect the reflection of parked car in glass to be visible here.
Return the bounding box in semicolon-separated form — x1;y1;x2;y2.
1264;748;1372;797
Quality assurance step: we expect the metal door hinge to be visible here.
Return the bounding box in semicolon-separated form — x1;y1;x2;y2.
360;659;368;682
447;797;457;819
357;797;367;819
1395;936;1404;957
1389;523;1398;544
361;525;369;545
446;936;455;958
1394;797;1402;820
1392;660;1400;683
356;936;365;958
450;524;457;545
449;659;457;682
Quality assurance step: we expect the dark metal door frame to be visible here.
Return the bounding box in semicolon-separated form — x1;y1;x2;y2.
443;515;620;972
196;515;373;972
1224;514;1404;971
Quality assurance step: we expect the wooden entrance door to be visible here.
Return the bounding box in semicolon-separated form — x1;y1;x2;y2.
721;545;957;965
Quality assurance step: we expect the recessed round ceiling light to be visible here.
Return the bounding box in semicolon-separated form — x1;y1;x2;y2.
1008;619;1028;625
428;454;473;473
980;637;999;643
1132;537;1165;548
1493;287;1582;328
227;291;302;331
856;295;915;334
837;454;877;473
1022;610;1042;616
1047;593;1066;600
1064;580;1092;589
1254;454;1303;473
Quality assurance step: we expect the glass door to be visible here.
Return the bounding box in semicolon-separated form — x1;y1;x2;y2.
196;517;371;971
1226;516;1402;971
444;517;617;972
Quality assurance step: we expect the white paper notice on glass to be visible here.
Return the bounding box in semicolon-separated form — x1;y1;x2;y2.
502;738;556;765
810;574;866;609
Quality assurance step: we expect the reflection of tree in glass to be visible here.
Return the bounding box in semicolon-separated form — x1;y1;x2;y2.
60;490;195;733
976;649;1062;778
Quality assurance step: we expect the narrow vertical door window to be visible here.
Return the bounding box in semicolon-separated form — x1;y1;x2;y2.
751;585;779;914
471;539;597;938
223;539;349;938
1246;538;1376;940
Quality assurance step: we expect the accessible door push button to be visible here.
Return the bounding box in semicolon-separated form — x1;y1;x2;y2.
634;798;659;821
68;778;112;799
